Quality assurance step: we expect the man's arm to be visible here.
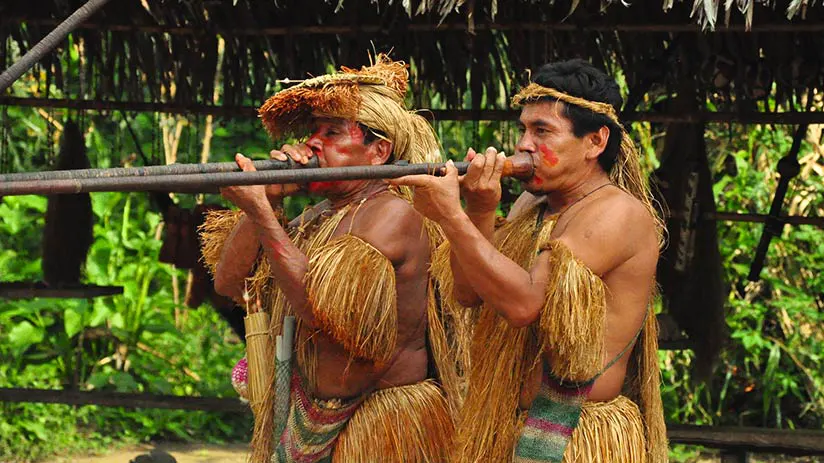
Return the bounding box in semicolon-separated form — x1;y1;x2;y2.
214;146;308;301
442;212;551;327
445;194;648;326
214;214;260;302
219;154;318;328
446;191;544;307
393;163;641;328
450;149;505;307
251;210;318;328
449;210;494;307
394;161;549;326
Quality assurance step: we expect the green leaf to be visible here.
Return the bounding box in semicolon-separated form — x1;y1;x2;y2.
7;321;45;350
89;300;112;327
110;312;125;330
20;420;49;441
64;308;84;338
764;344;781;384
111;372;140;392
142;322;176;334
86;370;112;390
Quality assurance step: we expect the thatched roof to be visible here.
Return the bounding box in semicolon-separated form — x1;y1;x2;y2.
1;0;822;115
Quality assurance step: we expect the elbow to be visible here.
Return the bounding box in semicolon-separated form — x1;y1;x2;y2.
501;304;540;328
454;289;482;308
214;273;243;301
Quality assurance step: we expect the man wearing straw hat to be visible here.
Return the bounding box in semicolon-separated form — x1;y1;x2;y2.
391;59;669;463
199;55;465;463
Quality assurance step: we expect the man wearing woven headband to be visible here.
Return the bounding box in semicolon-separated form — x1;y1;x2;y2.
199;55;464;463
393;59;668;462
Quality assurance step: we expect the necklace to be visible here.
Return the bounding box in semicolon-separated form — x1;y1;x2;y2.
555;182;613;223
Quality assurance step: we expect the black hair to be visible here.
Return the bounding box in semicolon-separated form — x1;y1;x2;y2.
358;123;381;145
530;59;623;172
357;123;395;163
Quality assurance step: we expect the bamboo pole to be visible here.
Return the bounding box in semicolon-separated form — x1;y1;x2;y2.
0;0;112;93
0;157;315;183
0;155;536;196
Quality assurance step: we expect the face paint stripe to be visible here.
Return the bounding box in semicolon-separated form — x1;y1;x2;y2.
539;144;559;167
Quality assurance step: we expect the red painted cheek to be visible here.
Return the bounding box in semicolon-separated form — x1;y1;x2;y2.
347;123;365;142
538;144;559;167
532;176;543;186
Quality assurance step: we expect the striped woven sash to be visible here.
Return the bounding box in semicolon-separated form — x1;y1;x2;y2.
514;311;647;463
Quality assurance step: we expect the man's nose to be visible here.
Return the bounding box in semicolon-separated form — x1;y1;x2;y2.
516;135;536;154
305;136;322;154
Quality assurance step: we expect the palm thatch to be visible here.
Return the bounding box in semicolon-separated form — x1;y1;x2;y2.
1;0;822;120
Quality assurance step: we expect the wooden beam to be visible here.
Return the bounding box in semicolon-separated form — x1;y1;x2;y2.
668;425;824;456
434;111;824;124
6;18;824;35
0;282;123;299
0;97;257;117
3;97;824;125
0;387;248;413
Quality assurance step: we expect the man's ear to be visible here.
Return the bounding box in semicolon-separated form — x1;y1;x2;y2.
584;126;610;161
370;139;394;165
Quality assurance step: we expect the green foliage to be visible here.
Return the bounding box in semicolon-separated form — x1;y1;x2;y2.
657;121;824;434
0;186;250;461
0;91;251;461
2;53;823;462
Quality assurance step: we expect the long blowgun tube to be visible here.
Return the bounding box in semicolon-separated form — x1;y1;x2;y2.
0;153;535;196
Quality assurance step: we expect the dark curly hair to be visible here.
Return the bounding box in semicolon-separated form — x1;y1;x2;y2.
530;59;623;172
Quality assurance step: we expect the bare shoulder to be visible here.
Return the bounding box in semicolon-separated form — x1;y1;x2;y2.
557;187;657;275
592;188;656;236
347;194;426;264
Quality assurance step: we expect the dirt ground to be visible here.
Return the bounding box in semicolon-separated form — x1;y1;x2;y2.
44;445;824;463
45;443;250;463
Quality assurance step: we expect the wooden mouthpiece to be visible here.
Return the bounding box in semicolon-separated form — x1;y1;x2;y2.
502;152;535;179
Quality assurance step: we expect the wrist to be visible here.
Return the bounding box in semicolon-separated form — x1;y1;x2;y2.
464;207;497;222
464;201;498;216
439;209;473;238
247;201;281;229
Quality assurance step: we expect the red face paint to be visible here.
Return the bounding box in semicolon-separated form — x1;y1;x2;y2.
261;235;286;255
539;144;559;167
532;176;543;186
308;181;337;194
346;123;365;143
304;120;369;196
